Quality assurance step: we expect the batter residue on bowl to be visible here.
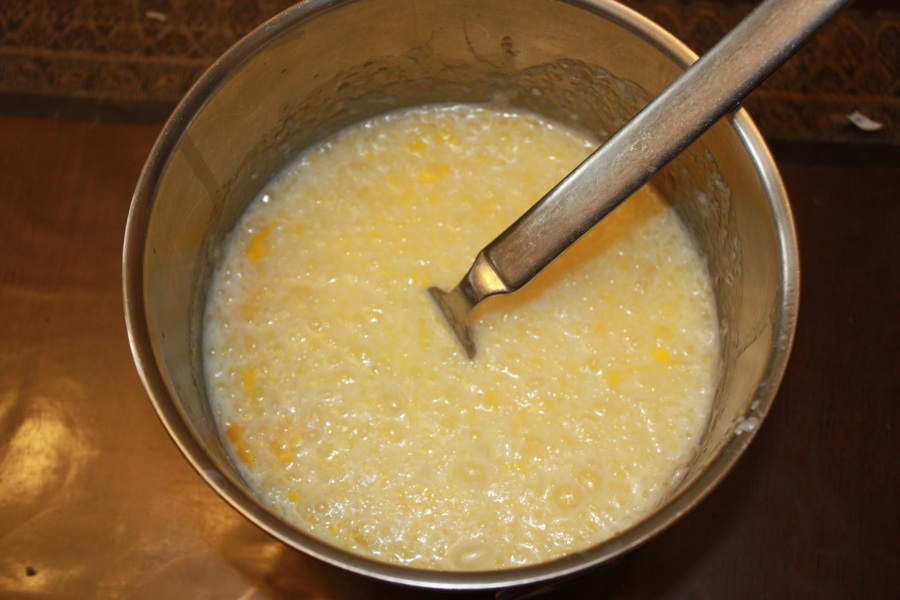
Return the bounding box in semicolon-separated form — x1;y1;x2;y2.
203;104;719;570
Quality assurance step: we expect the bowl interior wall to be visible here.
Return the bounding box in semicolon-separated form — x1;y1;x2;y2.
136;0;792;583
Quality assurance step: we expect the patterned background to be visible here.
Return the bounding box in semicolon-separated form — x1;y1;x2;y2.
1;0;897;152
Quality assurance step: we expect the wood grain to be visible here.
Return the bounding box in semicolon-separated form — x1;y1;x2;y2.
0;115;896;598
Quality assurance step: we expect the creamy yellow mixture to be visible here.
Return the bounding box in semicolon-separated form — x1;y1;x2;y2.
203;104;719;570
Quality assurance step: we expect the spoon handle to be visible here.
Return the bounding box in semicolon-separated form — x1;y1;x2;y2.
478;0;848;294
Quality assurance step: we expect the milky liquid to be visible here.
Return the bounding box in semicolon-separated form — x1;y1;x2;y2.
203;104;719;570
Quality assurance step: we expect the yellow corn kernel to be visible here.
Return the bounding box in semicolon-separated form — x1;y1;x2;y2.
240;286;273;322
241;368;257;392
246;226;271;263
237;444;254;465
225;423;243;444
653;347;672;364
270;440;294;464
349;527;370;549
227;420;261;466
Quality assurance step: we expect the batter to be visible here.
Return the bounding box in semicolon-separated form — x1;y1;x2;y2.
203;104;719;570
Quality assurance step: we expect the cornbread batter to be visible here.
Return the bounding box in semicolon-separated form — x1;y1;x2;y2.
203;104;719;570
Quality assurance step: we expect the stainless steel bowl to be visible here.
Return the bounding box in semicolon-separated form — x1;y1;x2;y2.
123;0;799;590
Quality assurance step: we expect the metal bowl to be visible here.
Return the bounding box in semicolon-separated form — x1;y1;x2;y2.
123;0;799;591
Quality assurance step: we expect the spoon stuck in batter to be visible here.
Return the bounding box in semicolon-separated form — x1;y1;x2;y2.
429;0;848;358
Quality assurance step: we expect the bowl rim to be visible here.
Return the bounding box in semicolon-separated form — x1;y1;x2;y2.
123;0;800;590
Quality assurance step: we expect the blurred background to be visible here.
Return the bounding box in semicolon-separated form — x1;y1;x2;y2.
2;0;898;156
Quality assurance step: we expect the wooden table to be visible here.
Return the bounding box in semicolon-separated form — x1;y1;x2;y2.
0;114;896;598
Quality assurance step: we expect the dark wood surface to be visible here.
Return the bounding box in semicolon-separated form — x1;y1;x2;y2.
4;0;898;149
0;114;897;599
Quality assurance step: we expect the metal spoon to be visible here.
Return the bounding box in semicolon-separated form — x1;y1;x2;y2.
429;0;847;358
